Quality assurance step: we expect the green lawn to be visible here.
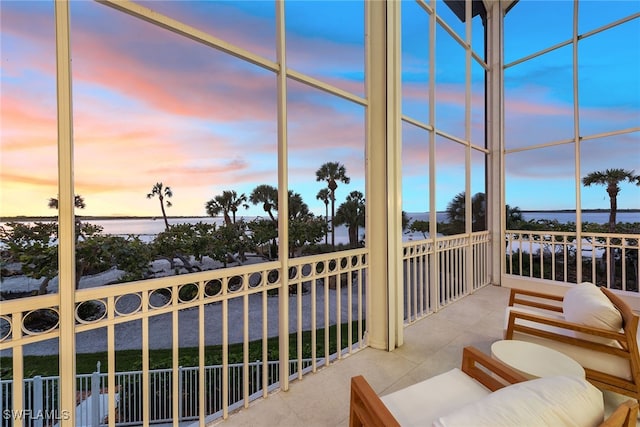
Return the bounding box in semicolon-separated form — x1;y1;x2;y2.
1;321;364;379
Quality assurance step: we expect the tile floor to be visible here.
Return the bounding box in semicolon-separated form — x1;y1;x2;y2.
211;284;634;426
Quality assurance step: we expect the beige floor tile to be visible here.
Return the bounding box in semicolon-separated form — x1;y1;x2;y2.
208;285;546;426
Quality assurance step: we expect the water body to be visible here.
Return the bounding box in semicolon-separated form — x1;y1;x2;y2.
521;211;639;224
405;211;640;225
2;211;638;245
77;211;640;244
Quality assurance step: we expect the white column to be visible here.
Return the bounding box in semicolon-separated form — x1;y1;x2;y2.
386;0;404;349
572;0;583;280
429;0;439;309
365;0;403;350
464;0;473;294
55;1;77;425
275;0;290;390
486;0;505;286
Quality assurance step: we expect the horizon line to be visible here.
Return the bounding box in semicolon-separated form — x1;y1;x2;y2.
2;208;639;222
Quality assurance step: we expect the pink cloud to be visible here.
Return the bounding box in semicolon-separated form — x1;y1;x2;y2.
505;85;573;116
5;2;634;217
0;103;57;151
62;17;276;124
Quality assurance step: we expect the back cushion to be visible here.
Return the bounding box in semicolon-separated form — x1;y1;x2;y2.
563;282;622;331
433;375;604;427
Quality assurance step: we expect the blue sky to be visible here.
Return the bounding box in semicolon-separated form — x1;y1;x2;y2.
1;0;638;218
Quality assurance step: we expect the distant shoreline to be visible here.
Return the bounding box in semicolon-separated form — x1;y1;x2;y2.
0;215;213;222
2;209;639;223
519;209;640;214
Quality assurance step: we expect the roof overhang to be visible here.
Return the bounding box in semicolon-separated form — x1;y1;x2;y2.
444;0;519;24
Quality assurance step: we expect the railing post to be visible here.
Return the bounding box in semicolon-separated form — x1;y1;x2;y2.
91;369;100;426
178;366;183;421
253;361;258;395
33;376;43;427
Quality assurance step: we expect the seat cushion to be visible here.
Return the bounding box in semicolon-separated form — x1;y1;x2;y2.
433;375;604;427
511;330;632;380
506;304;630;380
381;368;490;426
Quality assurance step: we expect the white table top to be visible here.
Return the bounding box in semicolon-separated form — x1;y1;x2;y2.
491;340;585;379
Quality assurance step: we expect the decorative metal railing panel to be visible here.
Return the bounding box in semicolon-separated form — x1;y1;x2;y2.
505;230;639;292
402;240;434;323
401;231;491;325
1;233;500;425
0;249;368;426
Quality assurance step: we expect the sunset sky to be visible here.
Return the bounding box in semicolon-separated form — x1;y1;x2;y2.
1;0;638;219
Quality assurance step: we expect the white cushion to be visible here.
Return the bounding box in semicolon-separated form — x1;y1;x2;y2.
563;282;622;331
381;368;490;426
433;376;604;427
511;330;631;380
505;284;631;380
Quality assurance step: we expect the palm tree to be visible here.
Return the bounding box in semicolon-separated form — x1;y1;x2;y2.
445;192;466;233
48;194;86;210
582;169;640;233
446;192;487;233
401;211;410;232
446;192;525;233
471;192;487;231
316;188;331;244
205;196;228;224
206;190;248;225
583;168;639;287
505;204;524;229
147;182;173;231
48;194;87;239
250;184;278;221
334;191;365;247
229;192;249;224
288;191;310;220
315;162;350;248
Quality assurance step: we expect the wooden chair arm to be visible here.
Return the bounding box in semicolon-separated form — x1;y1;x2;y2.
600;400;639;427
506;310;630;358
348;346;528;426
508;309;627;340
349;375;400;427
349;347;636;427
508;288;564;313
461;346;528;391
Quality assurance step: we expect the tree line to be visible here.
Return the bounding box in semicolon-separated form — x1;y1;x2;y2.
0;162;364;296
147;161;363;249
1;167;636;296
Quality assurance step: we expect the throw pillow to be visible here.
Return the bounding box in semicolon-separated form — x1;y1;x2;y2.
563;282;622;331
433;375;604;427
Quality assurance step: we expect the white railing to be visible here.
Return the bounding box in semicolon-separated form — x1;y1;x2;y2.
0;248;369;425
1;234;494;425
402;231;492;324
1;374;60;427
505;230;640;292
0;359;314;427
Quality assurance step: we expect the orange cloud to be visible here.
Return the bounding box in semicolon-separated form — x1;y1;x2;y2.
0;172;57;187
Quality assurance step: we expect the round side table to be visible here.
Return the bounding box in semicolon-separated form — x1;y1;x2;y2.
491;339;585;380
